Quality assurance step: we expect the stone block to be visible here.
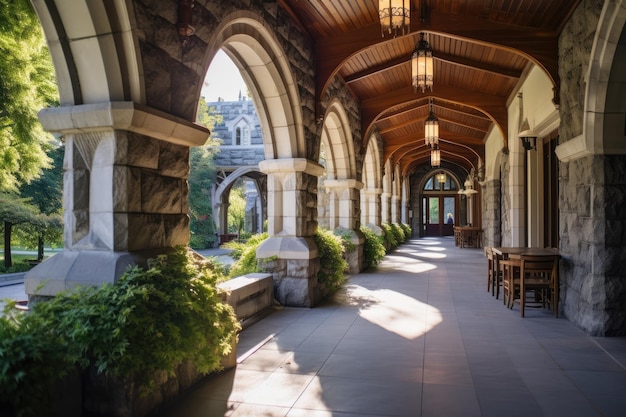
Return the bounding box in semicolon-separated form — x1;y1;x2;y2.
141;173;183;214
218;273;274;324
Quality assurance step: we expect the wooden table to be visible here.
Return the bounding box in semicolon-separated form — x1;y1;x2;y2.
454;226;483;248
492;247;560;258
492;247;561;316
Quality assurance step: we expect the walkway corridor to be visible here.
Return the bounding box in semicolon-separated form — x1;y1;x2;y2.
155;237;626;417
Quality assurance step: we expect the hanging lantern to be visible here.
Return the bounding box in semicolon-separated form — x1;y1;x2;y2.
412;32;434;93
431;145;441;167
424;98;439;147
379;0;410;37
436;172;446;183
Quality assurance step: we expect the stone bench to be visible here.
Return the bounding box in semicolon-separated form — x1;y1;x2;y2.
217;273;274;327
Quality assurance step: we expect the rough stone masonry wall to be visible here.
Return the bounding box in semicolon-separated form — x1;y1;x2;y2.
133;0;318;161
557;0;626;335
482;178;501;249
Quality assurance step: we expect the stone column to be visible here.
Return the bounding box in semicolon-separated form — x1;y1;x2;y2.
324;179;365;274
391;195;401;224
256;158;324;307
362;188;383;232
381;192;391;224
481;179;502;248
25;102;209;297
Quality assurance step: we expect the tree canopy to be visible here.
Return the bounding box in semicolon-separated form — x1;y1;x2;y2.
188;98;223;249
0;0;58;192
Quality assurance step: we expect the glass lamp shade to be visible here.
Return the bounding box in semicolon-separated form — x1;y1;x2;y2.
424;111;439;147
379;0;410;36
412;33;434;93
431;148;441;167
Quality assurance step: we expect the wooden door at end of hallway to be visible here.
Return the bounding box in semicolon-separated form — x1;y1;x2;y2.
424;196;456;236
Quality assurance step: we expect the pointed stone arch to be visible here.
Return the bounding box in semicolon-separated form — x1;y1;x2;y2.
204;12;307;160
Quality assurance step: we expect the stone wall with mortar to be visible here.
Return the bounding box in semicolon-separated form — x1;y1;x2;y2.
557;0;626;335
133;0;318;159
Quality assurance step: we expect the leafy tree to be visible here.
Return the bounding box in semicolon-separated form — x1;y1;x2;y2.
227;182;246;237
0;194;39;268
0;0;59;192
17;144;64;257
188;97;223;249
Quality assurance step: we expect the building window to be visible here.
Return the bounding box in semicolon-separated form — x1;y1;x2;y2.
235;127;241;145
242;126;250;146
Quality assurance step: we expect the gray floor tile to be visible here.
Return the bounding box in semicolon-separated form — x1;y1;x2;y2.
153;237;626;417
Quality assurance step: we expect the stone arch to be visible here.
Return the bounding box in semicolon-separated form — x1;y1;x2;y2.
205;12;306;160
31;1;142;106
320;99;357;180
213;166;266;243
557;1;626;160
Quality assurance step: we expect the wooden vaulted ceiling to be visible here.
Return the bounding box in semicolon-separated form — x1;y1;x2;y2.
278;0;580;176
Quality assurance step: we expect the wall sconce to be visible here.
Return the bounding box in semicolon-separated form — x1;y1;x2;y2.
518;118;537;151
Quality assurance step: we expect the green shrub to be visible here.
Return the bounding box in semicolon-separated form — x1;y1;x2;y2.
225;232;268;278
314;228;348;293
380;223;397;250
390;223;405;243
0;260;32;273
0;247;240;415
400;223;412;239
333;229;356;253
360;225;386;270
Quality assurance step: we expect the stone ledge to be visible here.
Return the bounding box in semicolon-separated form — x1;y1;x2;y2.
218;273;274;327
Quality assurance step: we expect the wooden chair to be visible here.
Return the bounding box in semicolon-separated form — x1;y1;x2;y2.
519;254;559;318
500;258;520;308
486;247;503;299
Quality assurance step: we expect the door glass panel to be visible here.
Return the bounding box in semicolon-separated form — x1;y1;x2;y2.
444;197;455;225
429;197;439;224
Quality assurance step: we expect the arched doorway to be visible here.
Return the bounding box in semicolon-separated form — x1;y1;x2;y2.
422;172;459;237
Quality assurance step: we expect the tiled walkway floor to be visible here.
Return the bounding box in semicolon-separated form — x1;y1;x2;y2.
154;237;626;417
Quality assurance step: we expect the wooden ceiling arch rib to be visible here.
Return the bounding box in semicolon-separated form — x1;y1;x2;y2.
276;0;580;176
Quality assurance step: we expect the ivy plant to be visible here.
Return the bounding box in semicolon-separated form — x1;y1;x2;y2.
0;247;240;415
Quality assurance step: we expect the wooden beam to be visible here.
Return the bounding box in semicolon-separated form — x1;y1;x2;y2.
315;9;560;115
362;84;507;147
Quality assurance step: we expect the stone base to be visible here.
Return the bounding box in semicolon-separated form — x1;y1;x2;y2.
256;236;321;307
24;249;172;297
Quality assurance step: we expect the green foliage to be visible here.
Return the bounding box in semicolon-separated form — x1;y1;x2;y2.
400;223;412;239
380;223;398;250
360;225;386;270
314;228;348;293
0;0;58;192
19;143;63;215
390;223;405;243
334;229;356;253
0;193;41;267
188;99;223;249
188;146;218;249
0;260;32;274
0;247;239;415
227;182;246;235
225;232;268;278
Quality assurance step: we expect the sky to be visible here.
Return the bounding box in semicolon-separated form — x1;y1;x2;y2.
201;50;248;102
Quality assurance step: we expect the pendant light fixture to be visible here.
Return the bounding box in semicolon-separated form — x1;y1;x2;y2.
425;98;439;147
431;144;441;167
412;32;434;93
379;0;410;37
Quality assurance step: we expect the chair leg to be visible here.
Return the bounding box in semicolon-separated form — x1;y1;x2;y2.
519;278;526;317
